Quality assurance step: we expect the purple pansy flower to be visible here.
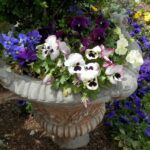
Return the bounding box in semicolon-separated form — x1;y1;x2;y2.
70;16;89;31
131;115;139;123
144;42;150;49
145;115;150;124
119;115;130;124
105;111;116;119
104;122;113;127
113;100;121;109
130;31;135;37
91;27;105;44
95;15;109;30
131;22;143;29
56;31;66;40
124;101;132;109
139;36;148;43
144;128;150;137
136;110;146;119
127;9;133;16
81;37;91;49
16;100;27;107
133;28;141;34
17;48;37;65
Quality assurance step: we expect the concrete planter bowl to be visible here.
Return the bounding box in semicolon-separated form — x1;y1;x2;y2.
0;14;141;149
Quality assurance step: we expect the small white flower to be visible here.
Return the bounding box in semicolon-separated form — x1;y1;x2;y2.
86;78;99;90
135;0;141;3
114;27;122;36
115;35;128;55
79;63;100;81
126;50;144;68
85;46;101;60
43;73;52;84
105;65;124;84
64;53;85;74
58;41;71;55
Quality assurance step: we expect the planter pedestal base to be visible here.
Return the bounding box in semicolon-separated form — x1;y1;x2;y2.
32;102;105;149
53;133;89;149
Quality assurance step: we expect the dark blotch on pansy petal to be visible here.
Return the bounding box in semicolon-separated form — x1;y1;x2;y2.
74;65;81;71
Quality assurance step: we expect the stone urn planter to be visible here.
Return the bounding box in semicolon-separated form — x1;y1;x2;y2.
0;14;141;149
0;59;139;149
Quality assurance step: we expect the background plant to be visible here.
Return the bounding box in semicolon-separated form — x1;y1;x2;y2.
104;7;150;150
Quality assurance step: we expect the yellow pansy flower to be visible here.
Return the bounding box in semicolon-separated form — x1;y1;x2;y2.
144;12;150;22
133;10;142;19
91;5;98;12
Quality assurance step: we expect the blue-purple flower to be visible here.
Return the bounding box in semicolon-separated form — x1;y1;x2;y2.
144;128;150;137
105;111;116;119
1;34;18;50
16;100;27;107
119;115;130;124
27;30;42;45
17;48;37;65
131;115;139;123
18;33;27;46
70;16;89;31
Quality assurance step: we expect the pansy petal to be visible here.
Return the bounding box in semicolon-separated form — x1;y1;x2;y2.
50;49;60;60
58;41;71;55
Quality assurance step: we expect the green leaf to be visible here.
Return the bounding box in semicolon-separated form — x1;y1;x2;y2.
119;128;126;135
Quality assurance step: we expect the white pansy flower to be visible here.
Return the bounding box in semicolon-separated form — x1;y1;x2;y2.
85;46;101;60
45;35;58;50
79;63;100;81
58;41;71;55
105;65;124;84
42;35;60;60
126;50;144;68
86;78;99;90
115;35;128;55
64;53;85;74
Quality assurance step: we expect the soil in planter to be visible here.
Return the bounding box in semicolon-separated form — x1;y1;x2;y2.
0;88;118;150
